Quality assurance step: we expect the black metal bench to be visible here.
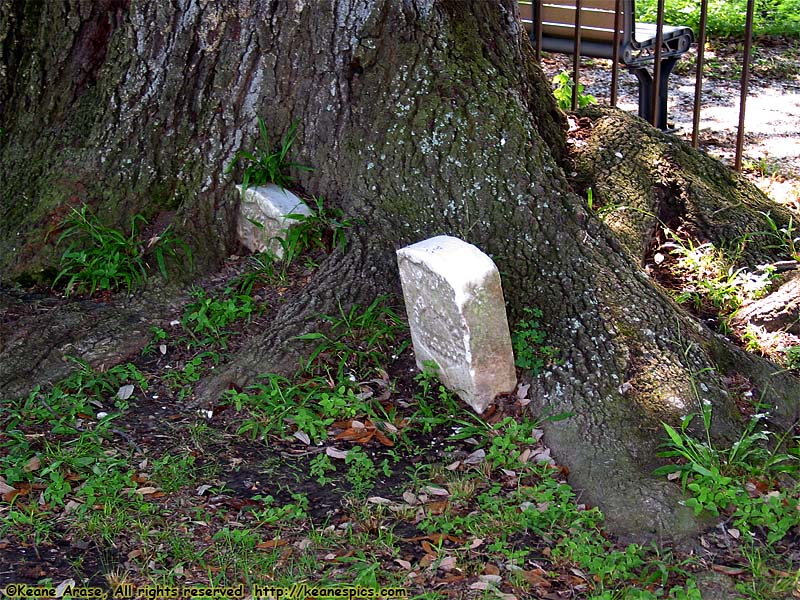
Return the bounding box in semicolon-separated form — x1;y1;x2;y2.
518;1;694;129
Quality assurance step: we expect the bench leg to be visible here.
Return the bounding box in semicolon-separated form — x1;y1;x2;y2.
628;57;679;130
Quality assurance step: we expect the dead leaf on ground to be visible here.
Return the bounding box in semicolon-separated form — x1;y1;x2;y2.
326;447;348;459
402;491;417;505
257;540;288;550
422;485;449;496
367;496;392;505
374;430;394;447
464;449;486;465
469;581;491;591
438;556;457;572
0;477;14;495
55;579;76;597
293;430;311;445
335;428;374;443
711;564;746;576
117;384;134;400
426;500;449;514
520;568;552;587
419;553;438;568
425;533;463;545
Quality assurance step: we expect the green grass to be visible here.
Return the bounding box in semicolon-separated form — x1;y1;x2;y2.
661;231;774;329
656;402;798;543
181;285;256;347
52;205;189;296
3;285;798;597
637;0;800;38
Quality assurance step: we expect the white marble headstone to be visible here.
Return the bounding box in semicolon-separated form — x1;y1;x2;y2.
397;236;517;413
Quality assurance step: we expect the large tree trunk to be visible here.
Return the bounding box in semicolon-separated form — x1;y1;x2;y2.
1;0;797;542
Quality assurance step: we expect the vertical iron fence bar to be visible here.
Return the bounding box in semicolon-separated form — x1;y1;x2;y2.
610;0;622;107
651;0;665;126
735;0;755;171
572;0;583;110
535;1;543;62
692;0;708;147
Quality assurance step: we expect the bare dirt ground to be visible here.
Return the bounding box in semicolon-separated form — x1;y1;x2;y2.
540;38;800;210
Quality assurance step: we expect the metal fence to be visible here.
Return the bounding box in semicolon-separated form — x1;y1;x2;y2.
519;0;757;171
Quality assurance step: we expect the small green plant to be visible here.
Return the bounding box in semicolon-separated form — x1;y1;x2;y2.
411;361;465;434
743;156;782;178
552;70;597;111
52;205;188;295
181;286;256;346
250;493;309;526
283;195;356;259
0;361;145;525
656;404;799;543
141;326;168;356
760;211;799;261
296;296;409;379
663;231;773;327
484;417;537;469
344;446;382;497
226;118;312;192
234;197;356;291
783;345;800;369
60;356;147;402
512;307;559;374
226;373;370;444
163;351;219;400
310;453;337;486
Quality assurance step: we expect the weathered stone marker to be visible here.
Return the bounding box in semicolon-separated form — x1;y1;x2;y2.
397;236;517;413
236;183;311;257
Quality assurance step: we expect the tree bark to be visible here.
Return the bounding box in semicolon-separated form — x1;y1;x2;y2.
1;0;797;543
732;272;800;335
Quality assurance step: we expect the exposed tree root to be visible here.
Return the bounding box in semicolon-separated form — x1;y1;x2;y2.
570;107;796;268
193;230;399;404
0;285;183;399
